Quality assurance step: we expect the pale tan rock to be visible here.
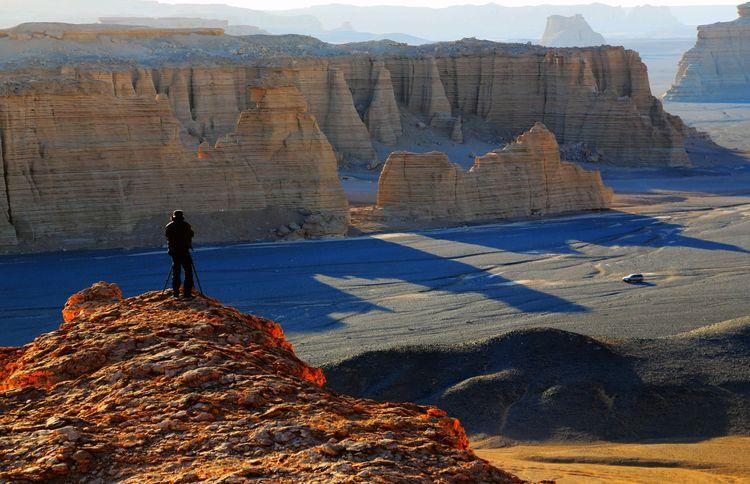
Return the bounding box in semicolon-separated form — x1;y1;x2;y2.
665;3;750;102
541;14;606;47
205;85;349;235
286;61;377;165
385;56;452;122
0;283;520;482
0;76;348;253
377;123;613;223
364;61;402;145
432;48;688;167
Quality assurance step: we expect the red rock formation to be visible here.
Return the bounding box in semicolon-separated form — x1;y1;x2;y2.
0;282;519;482
377;123;613;222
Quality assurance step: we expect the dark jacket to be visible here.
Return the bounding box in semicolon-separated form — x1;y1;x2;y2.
165;219;194;255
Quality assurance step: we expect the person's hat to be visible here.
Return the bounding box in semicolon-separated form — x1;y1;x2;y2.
172;210;184;220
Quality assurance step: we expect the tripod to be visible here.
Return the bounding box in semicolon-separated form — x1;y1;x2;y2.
191;249;204;296
162;251;204;296
162;263;174;294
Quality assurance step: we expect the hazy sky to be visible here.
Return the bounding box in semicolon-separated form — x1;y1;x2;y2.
160;0;735;10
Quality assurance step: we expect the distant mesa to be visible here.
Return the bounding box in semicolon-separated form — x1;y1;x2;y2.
98;16;270;36
664;2;750;102
0;282;519;481
540;14;606;48
99;16;229;30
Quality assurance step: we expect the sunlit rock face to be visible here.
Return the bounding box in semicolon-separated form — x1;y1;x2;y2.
540;14;606;47
0;75;348;253
665;3;750;102
0;282;519;482
377;123;613;222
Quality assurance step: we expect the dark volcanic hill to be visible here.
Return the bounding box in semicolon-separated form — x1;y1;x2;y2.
324;318;750;443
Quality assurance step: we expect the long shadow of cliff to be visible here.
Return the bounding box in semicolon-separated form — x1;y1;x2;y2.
421;211;749;257
195;234;587;334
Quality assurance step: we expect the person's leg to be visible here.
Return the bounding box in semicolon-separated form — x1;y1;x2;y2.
183;254;194;297
171;255;182;297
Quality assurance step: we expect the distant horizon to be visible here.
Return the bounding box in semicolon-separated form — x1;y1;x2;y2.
158;0;739;11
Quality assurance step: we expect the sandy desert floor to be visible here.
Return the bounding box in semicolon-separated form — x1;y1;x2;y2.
476;436;750;483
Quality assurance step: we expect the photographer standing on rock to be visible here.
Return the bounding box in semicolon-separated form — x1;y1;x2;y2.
165;210;195;299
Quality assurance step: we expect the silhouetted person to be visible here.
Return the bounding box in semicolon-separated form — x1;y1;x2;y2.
165;210;194;298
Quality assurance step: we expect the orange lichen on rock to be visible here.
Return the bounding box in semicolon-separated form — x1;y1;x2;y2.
0;283;519;482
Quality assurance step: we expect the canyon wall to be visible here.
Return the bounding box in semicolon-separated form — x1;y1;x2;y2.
0;74;348;253
0;27;690;169
376;123;613;222
665;3;750;102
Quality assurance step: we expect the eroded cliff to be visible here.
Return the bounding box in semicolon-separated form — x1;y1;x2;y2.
0;282;518;482
0;25;690;168
665;3;750;102
376;123;613;223
0;74;348;252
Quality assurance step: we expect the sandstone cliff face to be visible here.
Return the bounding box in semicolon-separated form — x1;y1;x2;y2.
0;282;518;482
540;14;606;47
0;26;689;169
431;48;688;167
377;123;613;222
0;75;348;253
204;85;348;231
665;3;750;102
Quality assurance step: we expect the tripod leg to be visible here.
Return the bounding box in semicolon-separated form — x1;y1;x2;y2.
162;264;174;294
190;251;204;296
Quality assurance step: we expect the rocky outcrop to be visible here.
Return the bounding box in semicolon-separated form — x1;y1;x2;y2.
363;61;402;144
0;27;689;167
665;3;750;102
0;75;348;253
204;85;348;233
540;14;606;47
376;123;612;222
0;282;519;482
430;47;689;167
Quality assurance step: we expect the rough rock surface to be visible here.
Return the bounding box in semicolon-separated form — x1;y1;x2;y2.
540;14;606;48
0;282;519;482
665;3;750;102
0;75;348;253
376;123;613;223
202;84;349;234
0;26;689;168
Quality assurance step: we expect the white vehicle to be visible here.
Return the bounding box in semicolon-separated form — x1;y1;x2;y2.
622;273;645;283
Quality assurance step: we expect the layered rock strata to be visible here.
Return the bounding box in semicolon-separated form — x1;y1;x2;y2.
0;76;348;253
376;123;613;222
540;14;606;47
665;3;750;102
0;26;690;168
0;282;519;482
